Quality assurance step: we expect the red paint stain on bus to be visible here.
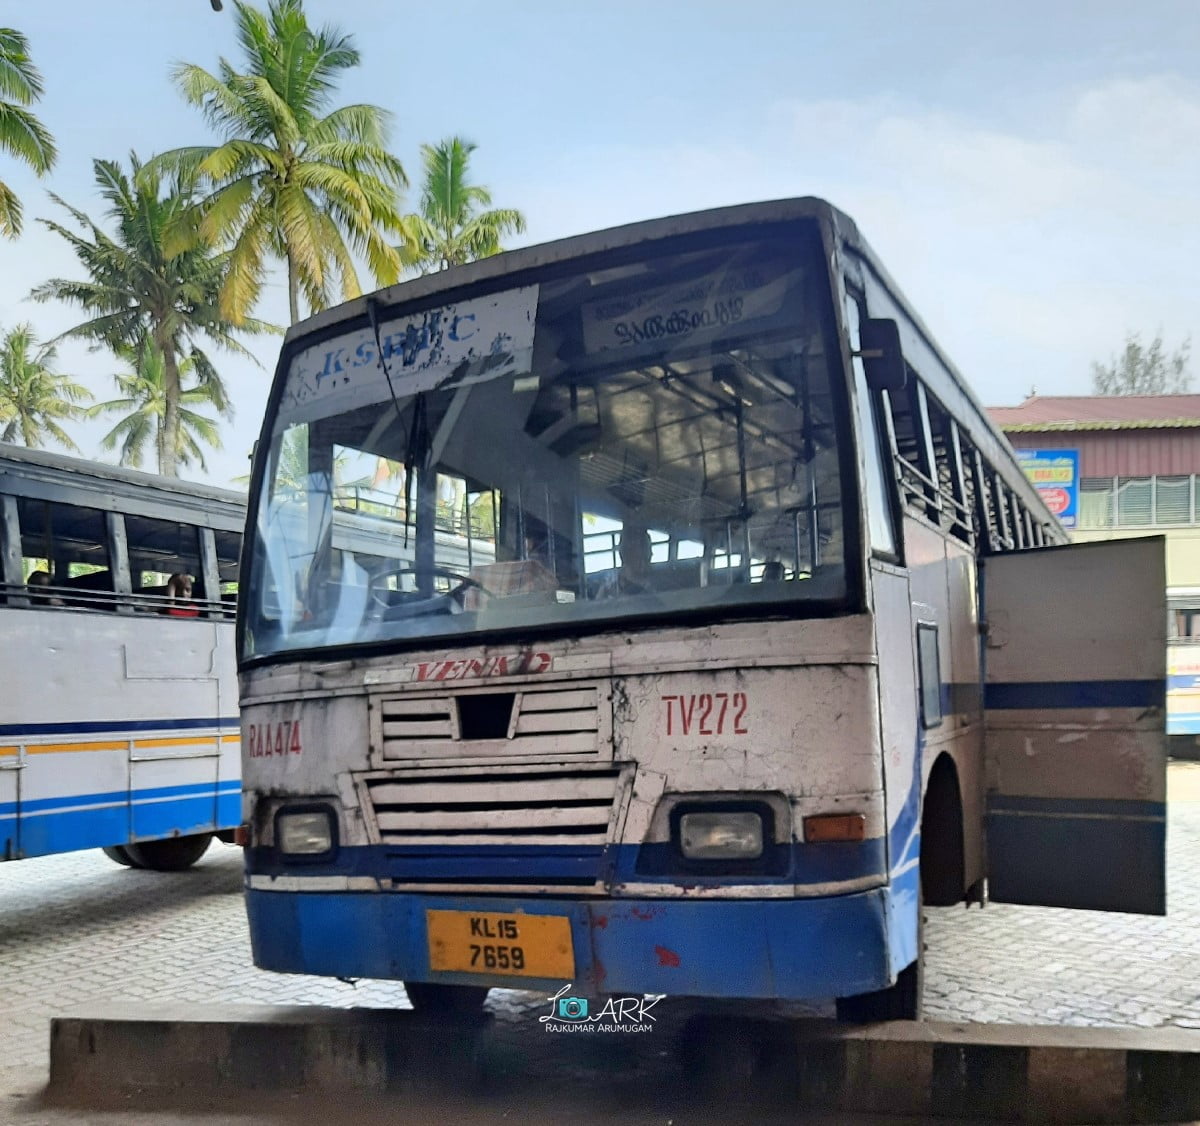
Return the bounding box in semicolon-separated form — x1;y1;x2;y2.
654;945;681;968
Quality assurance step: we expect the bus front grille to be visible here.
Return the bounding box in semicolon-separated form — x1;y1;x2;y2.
359;765;623;886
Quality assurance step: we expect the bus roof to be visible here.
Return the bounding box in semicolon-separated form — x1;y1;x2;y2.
0;442;247;526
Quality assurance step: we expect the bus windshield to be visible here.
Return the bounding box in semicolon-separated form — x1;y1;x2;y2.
244;230;851;659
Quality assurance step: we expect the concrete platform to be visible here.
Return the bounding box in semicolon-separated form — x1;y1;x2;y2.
47;1005;1200;1123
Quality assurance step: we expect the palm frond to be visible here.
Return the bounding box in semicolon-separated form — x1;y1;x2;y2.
0;101;56;174
0;29;42;103
170;62;250;136
307;102;394;151
0;179;21;237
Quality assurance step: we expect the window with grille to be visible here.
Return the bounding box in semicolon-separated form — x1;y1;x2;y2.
1079;475;1200;528
1173;608;1200;641
1117;478;1152;526
1079;479;1114;527
1156;476;1192;524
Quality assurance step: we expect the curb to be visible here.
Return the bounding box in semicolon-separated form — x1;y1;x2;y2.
679;1016;1200;1123
48;1006;1200;1122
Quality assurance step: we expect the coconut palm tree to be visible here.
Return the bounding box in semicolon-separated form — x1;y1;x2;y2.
0;323;91;448
0;28;56;238
158;0;407;324
89;338;229;473
233;426;350;492
32;153;271;476
400;137;525;274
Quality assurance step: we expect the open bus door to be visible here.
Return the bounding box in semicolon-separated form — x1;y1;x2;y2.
982;537;1167;915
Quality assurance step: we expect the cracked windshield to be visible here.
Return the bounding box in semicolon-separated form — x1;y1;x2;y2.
246;233;848;657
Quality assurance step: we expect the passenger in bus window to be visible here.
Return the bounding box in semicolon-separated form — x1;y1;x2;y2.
27;570;63;606
165;572;199;618
524;530;551;570
761;560;786;582
598;527;653;598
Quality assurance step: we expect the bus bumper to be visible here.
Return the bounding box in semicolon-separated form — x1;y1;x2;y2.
245;885;906;1001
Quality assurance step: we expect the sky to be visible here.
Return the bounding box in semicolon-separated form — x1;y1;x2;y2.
2;0;1199;489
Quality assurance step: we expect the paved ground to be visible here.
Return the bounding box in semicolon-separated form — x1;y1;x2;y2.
2;765;1199;1122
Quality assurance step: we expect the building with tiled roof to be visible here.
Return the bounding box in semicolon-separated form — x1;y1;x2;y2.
990;394;1200;433
987;394;1200;745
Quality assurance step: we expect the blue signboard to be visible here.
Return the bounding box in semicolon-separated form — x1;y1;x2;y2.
1014;448;1080;528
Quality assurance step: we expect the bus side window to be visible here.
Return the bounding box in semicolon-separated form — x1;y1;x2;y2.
125;514;204;615
917;622;943;728
213;527;242;619
17;496;114;610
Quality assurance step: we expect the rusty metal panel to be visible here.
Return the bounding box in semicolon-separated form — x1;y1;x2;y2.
983;537;1166;914
1004;429;1200;478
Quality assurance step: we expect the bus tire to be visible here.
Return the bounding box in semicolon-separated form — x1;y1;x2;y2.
835;892;924;1022
403;982;491;1015
125;833;213;872
101;845;141;868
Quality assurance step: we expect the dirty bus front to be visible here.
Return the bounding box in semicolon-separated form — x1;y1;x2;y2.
238;199;1166;1020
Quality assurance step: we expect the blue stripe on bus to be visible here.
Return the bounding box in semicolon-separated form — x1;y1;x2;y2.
22;799;216;857
246;834;888;888
246;885;900;999
19;805;131;856
985;679;1164;710
243;762;923;890
0;778;240;817
1167;713;1200;735
887;747;921;877
988;794;1165;819
0;716;240;738
5;789;241;858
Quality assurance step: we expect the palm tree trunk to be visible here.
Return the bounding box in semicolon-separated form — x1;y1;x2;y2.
159;337;182;477
287;248;300;325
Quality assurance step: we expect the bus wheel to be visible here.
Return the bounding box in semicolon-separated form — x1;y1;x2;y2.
101;845;142;868
125;833;213;872
403;983;491;1015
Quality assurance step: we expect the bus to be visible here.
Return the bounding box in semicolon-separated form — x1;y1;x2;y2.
1167;589;1200;742
0;444;244;870
236;198;1167;1019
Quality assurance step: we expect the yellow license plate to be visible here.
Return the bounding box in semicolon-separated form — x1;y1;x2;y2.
426;909;574;979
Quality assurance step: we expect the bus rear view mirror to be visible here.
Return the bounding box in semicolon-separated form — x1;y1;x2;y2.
859;318;907;393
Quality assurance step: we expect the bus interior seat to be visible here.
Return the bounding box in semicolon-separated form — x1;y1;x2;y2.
650;558;703;591
584;558;703;597
463;560;558;610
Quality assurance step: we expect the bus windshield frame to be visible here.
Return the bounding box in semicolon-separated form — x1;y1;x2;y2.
239;220;862;665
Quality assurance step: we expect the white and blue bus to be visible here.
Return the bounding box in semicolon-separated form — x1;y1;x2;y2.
237;199;1166;1018
0;444;243;870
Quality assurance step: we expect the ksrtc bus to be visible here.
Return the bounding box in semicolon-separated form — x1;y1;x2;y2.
237;199;1166;1019
1168;589;1200;738
0;445;244;870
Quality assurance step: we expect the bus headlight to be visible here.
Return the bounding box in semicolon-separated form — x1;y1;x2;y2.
276;808;335;856
679;811;764;860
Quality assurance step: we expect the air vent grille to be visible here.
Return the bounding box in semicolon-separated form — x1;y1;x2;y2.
364;765;621;847
376;683;606;761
